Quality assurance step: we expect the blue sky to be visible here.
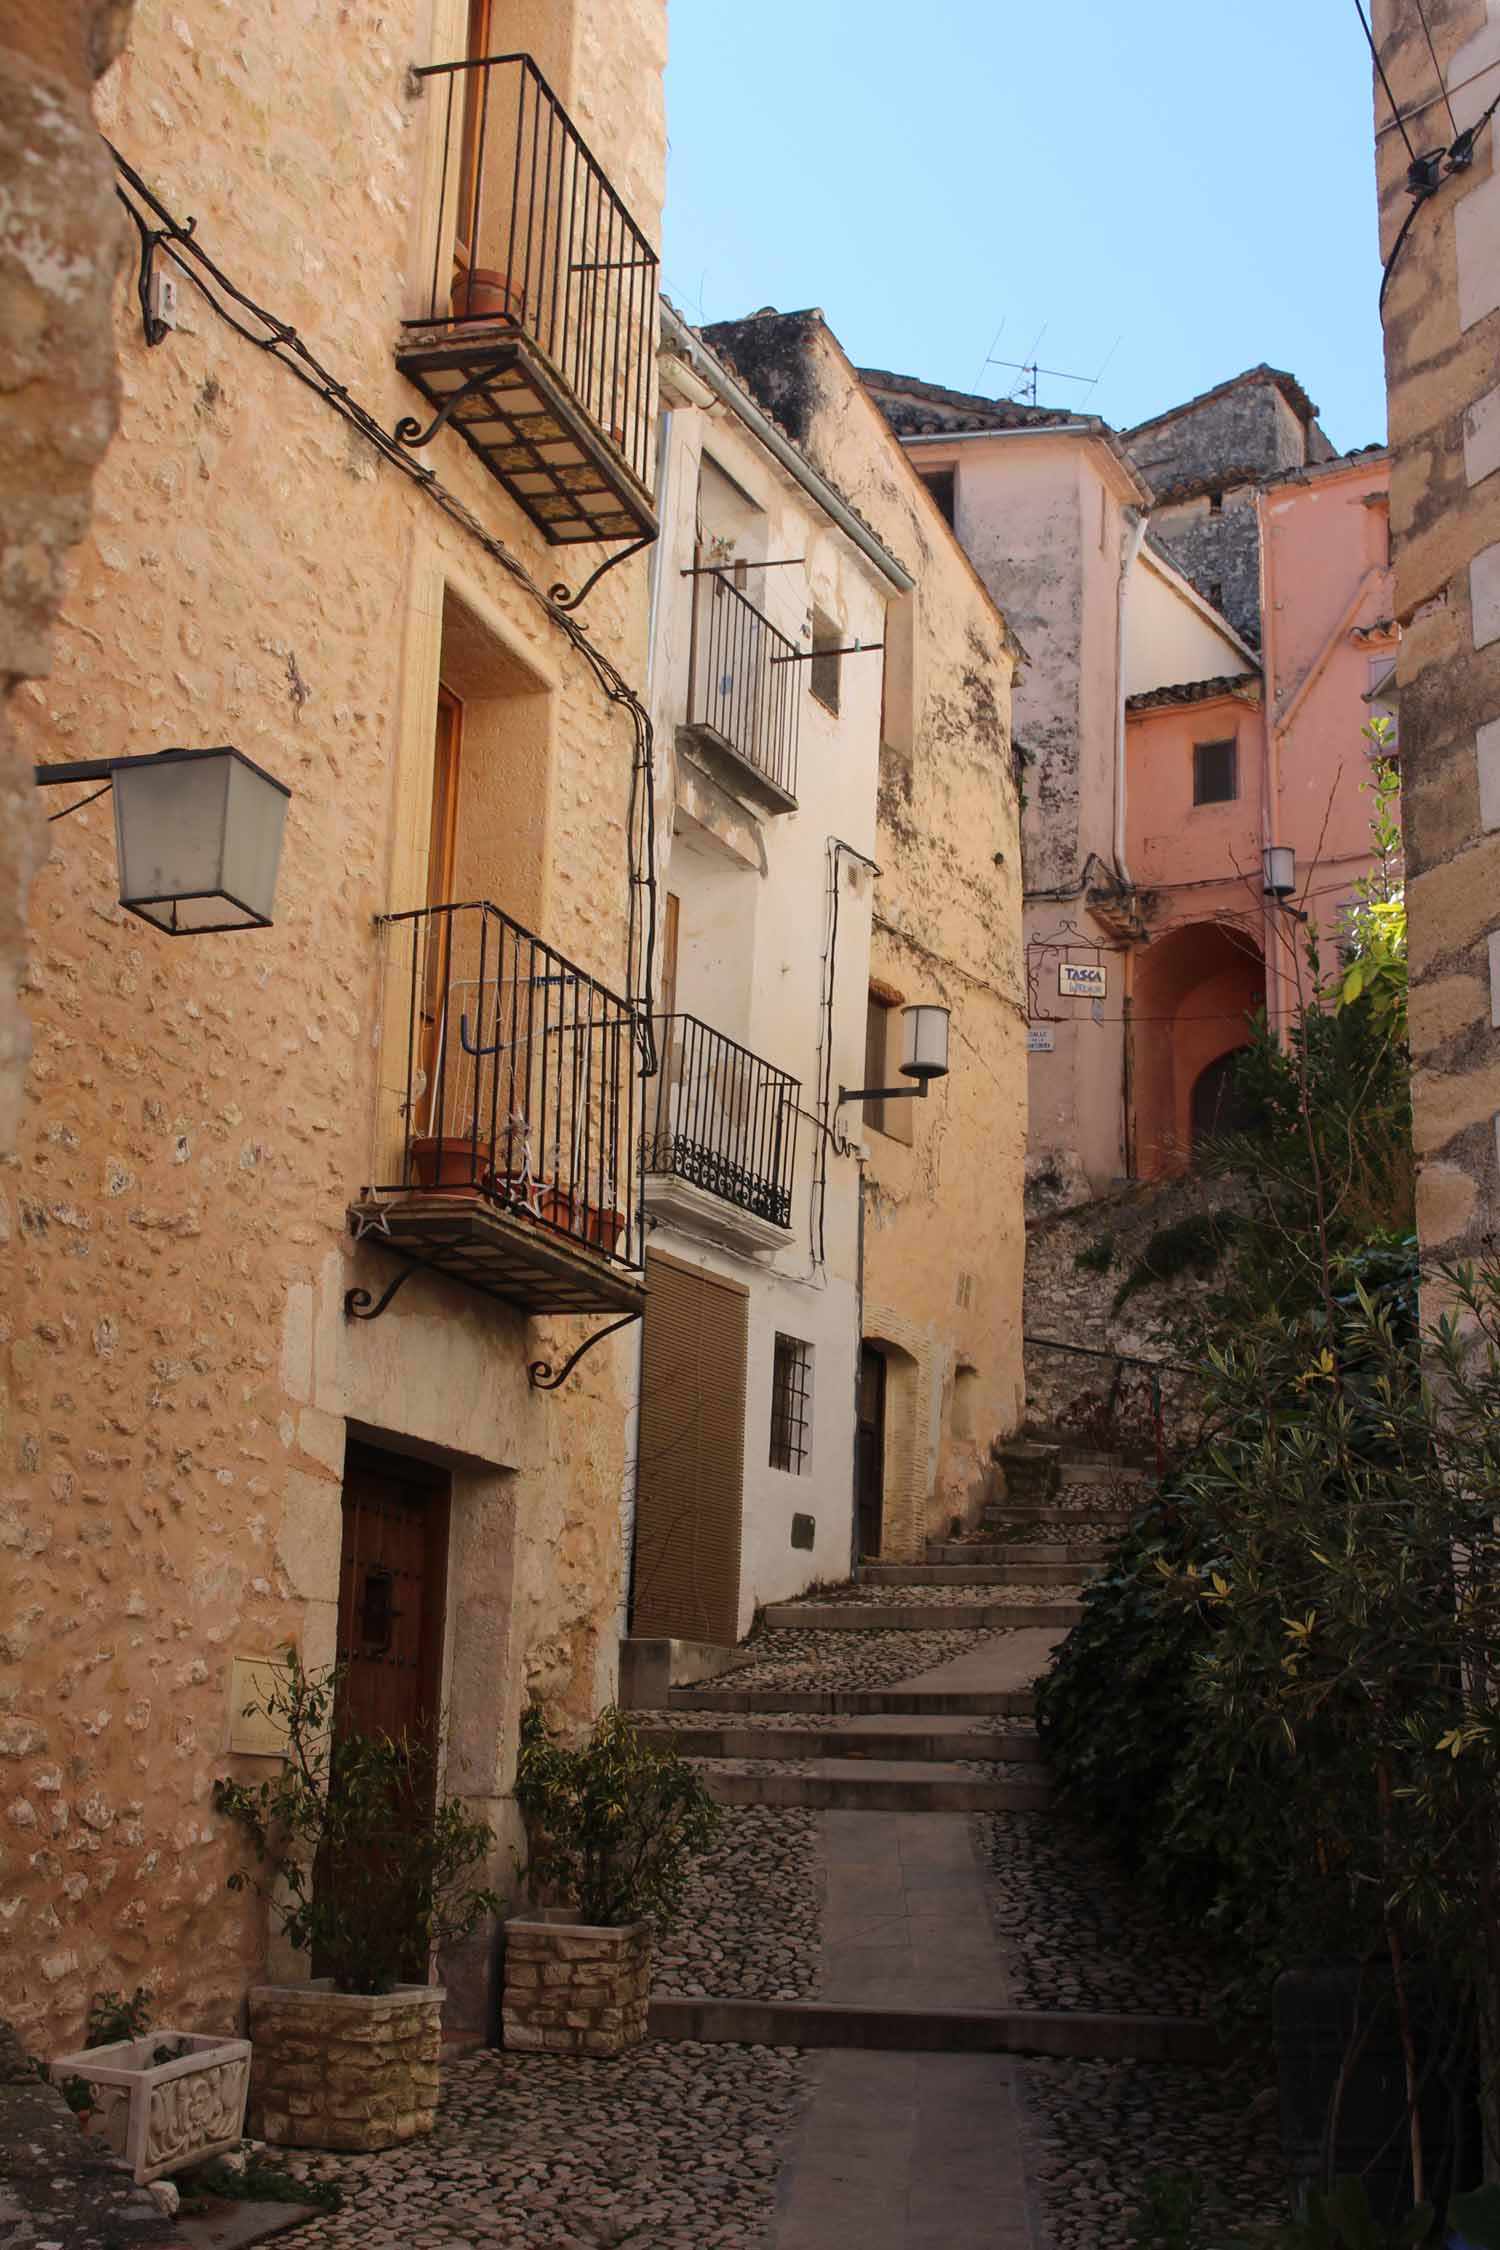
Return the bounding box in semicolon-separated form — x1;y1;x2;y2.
661;0;1387;451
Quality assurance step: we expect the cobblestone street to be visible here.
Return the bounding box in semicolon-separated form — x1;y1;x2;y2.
262;1558;1282;2250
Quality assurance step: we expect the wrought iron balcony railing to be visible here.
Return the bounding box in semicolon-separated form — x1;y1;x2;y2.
356;902;644;1317
644;1014;798;1230
397;53;658;545
683;572;802;810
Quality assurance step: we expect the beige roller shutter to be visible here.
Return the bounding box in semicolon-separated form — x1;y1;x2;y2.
632;1250;748;1646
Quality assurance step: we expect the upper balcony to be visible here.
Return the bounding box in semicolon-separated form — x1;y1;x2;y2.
396;54;658;546
680;570;802;813
351;902;644;1318
643;1013;799;1254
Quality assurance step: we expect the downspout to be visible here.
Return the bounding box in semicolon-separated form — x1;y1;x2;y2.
1254;490;1282;1039
1114;507;1146;1178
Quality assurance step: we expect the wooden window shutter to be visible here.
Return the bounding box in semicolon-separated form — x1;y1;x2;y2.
632;1252;748;1646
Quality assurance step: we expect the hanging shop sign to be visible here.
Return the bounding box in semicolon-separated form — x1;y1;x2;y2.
1058;961;1107;999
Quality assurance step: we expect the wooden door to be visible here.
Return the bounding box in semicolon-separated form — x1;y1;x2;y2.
857;1345;887;1561
631;1253;748;1645
334;1442;451;1750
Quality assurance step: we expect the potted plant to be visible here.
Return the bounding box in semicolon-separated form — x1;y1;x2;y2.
49;1988;251;2186
213;1649;501;2151
504;1704;720;2057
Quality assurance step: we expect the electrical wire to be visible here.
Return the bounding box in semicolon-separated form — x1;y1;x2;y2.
1354;0;1419;162
108;145;660;1080
1413;0;1460;139
1380;193;1430;311
46;782;112;823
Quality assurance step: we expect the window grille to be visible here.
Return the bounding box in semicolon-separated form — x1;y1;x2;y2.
769;1334;812;1474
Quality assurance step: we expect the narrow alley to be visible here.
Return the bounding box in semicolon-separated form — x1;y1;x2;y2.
268;1453;1282;2250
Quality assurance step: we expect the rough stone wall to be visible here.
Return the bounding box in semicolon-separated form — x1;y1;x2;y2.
0;2015;167;2248
1127;376;1324;645
1;0;666;2055
1023;1171;1237;1437
0;3;136;1154
501;1917;651;2056
1372;0;1500;1269
702;311;1028;1551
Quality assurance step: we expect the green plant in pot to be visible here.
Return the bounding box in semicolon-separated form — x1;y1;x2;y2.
504;1703;721;2055
213;1647;501;2151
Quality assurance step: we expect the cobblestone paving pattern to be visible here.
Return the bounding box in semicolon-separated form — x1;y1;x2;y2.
276;2043;805;2249
691;1625;1003;1693
790;1581;1078;1608
645;1708;1038;1739
653;1807;821;1999
973;1806;1224;2016
1021;2057;1284;2250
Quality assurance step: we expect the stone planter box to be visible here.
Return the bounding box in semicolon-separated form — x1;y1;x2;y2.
502;1914;652;2056
49;2031;251;2185
247;1981;444;2152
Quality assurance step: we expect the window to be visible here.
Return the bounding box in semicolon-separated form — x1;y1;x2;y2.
1208;488;1224;515
919;467;956;531
863;989;914;1144
1367;654;1399;754
769;1334;812;1474
810;609;841;715
1193;737;1238;805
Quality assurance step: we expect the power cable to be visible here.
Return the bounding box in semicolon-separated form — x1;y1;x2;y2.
46;782;112;823
1413;0;1460;139
1354;0;1419;161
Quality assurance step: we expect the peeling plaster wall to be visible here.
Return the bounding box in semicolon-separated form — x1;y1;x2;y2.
0;0;665;2052
1372;0;1500;1269
702;313;1028;1553
0;2;135;1152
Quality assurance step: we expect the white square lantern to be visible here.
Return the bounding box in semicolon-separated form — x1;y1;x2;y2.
112;745;290;934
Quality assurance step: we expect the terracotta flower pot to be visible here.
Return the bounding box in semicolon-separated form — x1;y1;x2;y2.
452;266;522;323
408;1134;488;1190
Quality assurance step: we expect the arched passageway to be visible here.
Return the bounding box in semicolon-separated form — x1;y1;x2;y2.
1131;920;1265;1176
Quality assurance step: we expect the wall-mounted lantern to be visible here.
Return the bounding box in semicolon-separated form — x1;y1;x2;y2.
1262;844;1297;900
839;1001;951;1109
35;746;291;934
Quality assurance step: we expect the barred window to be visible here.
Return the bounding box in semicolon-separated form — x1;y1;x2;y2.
769;1334;813;1475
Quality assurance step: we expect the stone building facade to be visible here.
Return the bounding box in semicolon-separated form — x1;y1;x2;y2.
1;1;136;1153
2;0;666;2054
1123;365;1339;646
1371;0;1500;1268
707;317;1028;1553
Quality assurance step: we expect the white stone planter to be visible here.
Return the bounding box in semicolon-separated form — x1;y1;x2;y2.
49;2031;251;2186
247;1981;444;2151
502;1914;652;2056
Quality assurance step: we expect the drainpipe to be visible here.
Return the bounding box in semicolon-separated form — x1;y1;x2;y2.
644;408;674;705
1254;490;1282;1039
1114;508;1145;1179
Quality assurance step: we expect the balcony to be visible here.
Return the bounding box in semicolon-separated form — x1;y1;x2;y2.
397;53;658;546
681;571;802;812
351;903;644;1317
643;1014;798;1253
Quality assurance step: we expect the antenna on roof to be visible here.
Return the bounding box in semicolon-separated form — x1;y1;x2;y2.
987;329;1123;410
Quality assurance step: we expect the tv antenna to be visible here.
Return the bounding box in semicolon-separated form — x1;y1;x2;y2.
987;330;1123;409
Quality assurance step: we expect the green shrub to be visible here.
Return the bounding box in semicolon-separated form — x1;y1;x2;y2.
212;1647;501;1996
1074;1233;1116;1274
513;1703;721;1929
1112;1211;1238;1313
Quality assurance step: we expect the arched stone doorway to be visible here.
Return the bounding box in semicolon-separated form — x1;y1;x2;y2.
1132;920;1265;1176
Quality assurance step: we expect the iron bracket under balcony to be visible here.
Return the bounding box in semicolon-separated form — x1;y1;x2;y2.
398;53;659;547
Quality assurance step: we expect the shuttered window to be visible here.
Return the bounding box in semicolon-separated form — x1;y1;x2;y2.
631;1252;748;1646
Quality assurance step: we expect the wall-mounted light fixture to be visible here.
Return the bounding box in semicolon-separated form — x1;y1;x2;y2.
35;746;291;934
1262;844;1296;899
839;1001;951;1108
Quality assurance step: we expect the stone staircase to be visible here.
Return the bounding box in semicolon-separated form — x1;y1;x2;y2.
624;1445;1218;2070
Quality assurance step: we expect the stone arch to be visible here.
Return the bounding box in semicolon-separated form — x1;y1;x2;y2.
1132;920;1264;1177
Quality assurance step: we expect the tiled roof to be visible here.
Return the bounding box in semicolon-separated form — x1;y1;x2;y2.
1148;465;1266;509
1126;672;1262;714
1125;363;1320;440
1259;444;1389;492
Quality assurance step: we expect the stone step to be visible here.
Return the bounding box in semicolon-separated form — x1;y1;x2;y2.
640;1723;1044;1763
697;1760;1052;1813
863;1561;1100;1586
760;1601;1084;1632
980;1508;1134;1531
926;1542;1109;1567
646;1994;1225;2065
1054;1460;1152;1486
666;1686;1036;1717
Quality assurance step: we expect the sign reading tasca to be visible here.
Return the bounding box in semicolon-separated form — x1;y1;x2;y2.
1058;961;1107;999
